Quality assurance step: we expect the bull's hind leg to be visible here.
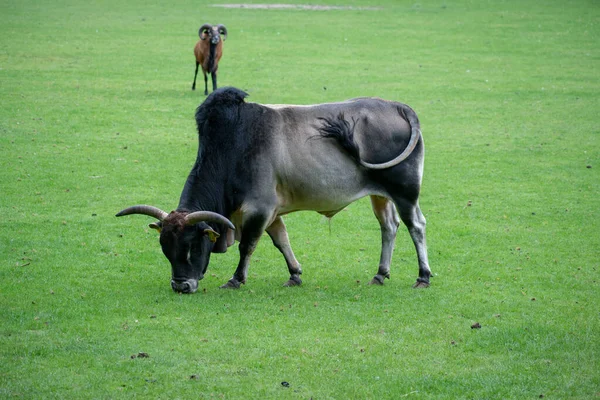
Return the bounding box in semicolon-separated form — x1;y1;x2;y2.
395;198;431;288
266;216;302;286
369;196;400;285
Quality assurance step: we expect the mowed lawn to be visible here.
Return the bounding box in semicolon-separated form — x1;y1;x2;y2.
1;0;598;398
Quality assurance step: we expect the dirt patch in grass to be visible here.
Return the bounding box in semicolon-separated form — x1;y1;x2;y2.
213;4;382;11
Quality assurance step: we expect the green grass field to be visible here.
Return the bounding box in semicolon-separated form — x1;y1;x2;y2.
1;0;598;398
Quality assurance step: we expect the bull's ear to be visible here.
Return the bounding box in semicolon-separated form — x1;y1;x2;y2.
149;222;162;233
204;228;220;243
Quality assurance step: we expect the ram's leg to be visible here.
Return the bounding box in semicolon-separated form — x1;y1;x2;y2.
203;71;209;95
211;71;218;92
192;62;200;90
369;196;400;285
220;212;270;289
266;216;302;286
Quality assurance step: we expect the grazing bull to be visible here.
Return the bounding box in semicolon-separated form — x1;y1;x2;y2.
117;87;431;293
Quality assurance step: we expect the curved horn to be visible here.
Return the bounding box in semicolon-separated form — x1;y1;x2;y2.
116;205;168;221
185;211;235;230
217;24;228;40
199;24;212;40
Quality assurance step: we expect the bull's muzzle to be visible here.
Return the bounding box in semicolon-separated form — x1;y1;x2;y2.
171;279;199;294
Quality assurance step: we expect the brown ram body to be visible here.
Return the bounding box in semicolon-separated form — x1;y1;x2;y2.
192;24;227;95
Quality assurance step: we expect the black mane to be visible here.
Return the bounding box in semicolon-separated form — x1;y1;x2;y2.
178;87;254;219
195;87;248;131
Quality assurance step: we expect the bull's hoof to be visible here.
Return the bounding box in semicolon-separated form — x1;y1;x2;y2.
220;279;242;289
283;275;302;287
368;275;386;286
412;280;430;289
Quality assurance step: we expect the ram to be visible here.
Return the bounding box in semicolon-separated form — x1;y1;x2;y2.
192;24;227;95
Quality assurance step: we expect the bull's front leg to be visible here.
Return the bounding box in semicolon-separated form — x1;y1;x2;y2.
266;216;302;286
220;212;269;289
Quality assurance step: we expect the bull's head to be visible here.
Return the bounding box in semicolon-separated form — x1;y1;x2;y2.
199;23;227;45
116;205;235;293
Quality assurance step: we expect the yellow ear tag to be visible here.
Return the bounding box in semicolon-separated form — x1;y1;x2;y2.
204;228;220;243
149;222;161;233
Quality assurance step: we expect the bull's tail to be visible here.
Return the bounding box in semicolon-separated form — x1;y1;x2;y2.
317;105;421;170
317;114;362;161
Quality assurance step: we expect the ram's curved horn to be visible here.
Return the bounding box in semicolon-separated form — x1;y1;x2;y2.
217;24;228;40
115;205;168;221
199;24;212;40
185;211;235;230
